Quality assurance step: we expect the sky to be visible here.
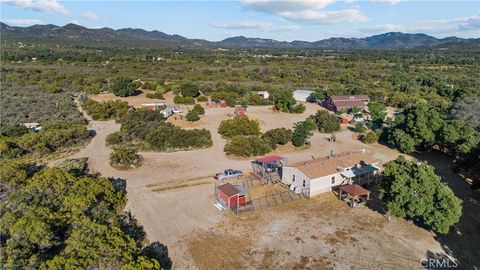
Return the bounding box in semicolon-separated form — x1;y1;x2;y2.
1;0;479;41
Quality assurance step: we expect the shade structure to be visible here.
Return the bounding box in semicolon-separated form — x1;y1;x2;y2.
339;184;370;197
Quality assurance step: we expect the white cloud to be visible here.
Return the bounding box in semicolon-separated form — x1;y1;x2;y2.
240;0;367;24
1;0;69;15
212;20;300;32
372;0;402;5
69;19;80;25
81;11;99;20
1;18;43;26
359;15;480;36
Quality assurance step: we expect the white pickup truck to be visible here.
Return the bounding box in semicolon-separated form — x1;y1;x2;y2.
214;169;243;181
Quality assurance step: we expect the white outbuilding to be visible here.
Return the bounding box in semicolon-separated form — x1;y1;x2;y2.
292;89;314;102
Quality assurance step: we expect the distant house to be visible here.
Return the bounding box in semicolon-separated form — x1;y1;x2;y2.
234;107;246;116
281;152;380;198
22;122;42;132
257;91;269;99
141;103;165;110
323;95;370;112
293;89;314;102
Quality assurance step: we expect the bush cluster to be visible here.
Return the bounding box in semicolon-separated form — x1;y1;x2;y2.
0;120;91;159
110;77;138;97
261;128;292;149
108;109;212;152
218;116;260;138
83;99;129;121
361;131;379;144
173;95;196;104
109;146;143;169
224;135;272;157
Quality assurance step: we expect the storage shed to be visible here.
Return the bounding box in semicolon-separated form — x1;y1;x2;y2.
234;107;246;116
293;89;314;102
217;183;246;209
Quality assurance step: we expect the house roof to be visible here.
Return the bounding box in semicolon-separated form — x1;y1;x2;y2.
339;184;370;196
255;155;284;164
334;100;368;109
331;95;370;101
218;183;241;197
289;152;377;180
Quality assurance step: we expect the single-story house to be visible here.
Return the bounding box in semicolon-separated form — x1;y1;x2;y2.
293;89;314;102
281;152;380;198
257;91;270;99
323;95;370;112
217;183;247;209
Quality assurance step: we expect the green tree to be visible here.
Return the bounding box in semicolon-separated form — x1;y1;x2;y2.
179;82;200;97
361;131;379;144
262;128;292;149
186;110;200;122
380;156;462;234
355;122;367;133
388;103;444;153
368;101;387;124
111;77;137;97
306;91;325;103
313;110;340;133
218;116;260;138
292;118;316;147
192;104;205;115
275;91;296;112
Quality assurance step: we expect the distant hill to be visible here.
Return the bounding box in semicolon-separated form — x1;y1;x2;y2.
1;22;479;49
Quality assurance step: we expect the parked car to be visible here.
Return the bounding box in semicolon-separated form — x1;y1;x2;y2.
173;107;183;114
214;169;243;181
162;108;174;118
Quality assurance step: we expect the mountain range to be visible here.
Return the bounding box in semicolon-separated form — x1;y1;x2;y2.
1;22;479;50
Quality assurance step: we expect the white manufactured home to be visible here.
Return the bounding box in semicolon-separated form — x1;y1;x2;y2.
281;152;381;198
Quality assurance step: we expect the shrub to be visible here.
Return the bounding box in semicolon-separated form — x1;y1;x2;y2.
1;124;29;137
192;104;205;115
106;131;124;145
224;136;271;157
307;91;325;103
144;124;212;151
83;99;129;121
361;131;379;144
146;91;164;99
111;77;137;97
186;110;200;122
355;123;367;133
58;158;89;177
290;103;306;114
173;95;195;104
218;116;260;138
109;147;143;169
262;128;292;149
197;95;208;102
313;110;340;133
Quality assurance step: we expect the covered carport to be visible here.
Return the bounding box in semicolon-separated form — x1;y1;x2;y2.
339;184;370;208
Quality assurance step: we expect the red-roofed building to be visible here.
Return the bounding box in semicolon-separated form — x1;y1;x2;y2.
323;95;370;112
217;183;246;209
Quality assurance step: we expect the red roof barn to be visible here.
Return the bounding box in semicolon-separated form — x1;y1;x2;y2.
217;183;246;209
